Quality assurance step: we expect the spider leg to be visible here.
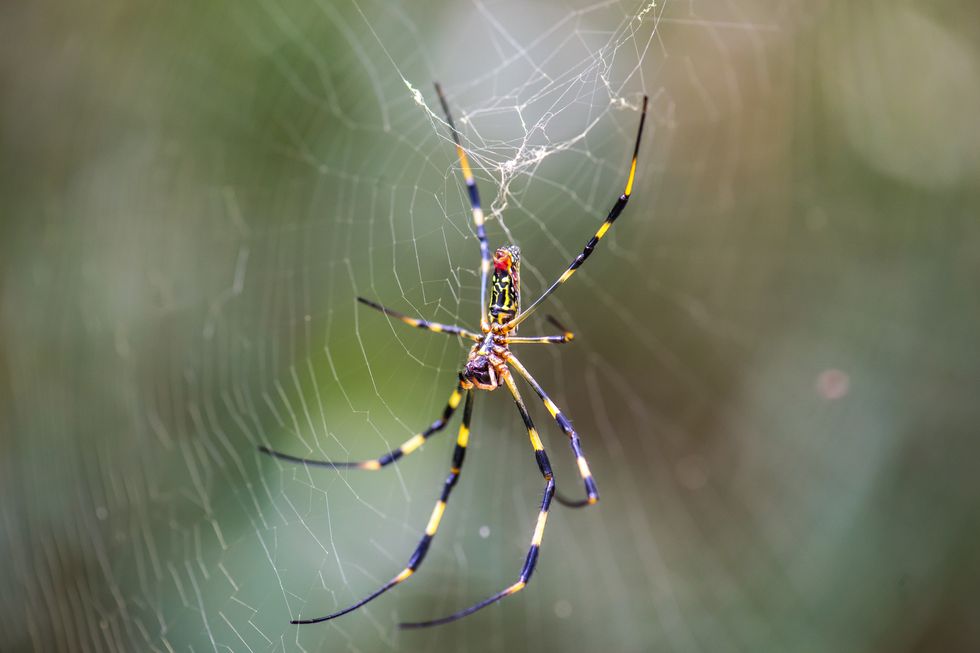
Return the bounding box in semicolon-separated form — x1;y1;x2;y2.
400;373;554;629
434;82;492;332
509;96;648;329
289;390;475;625
504;315;575;345
259;382;464;470
357;297;480;341
507;354;599;508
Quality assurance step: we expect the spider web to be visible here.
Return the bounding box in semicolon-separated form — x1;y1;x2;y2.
3;0;980;652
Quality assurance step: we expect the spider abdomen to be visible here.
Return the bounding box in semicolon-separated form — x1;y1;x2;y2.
489;246;521;328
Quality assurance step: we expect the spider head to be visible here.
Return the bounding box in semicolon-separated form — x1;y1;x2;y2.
461;354;498;390
493;246;520;272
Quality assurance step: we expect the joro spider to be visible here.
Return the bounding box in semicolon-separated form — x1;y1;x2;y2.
260;84;647;629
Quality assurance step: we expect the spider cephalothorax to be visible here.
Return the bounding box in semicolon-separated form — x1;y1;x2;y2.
461;332;510;391
260;84;647;630
460;346;505;391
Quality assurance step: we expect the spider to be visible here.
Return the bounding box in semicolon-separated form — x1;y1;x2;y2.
260;84;647;629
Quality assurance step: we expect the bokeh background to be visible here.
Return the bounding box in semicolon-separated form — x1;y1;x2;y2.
2;1;979;652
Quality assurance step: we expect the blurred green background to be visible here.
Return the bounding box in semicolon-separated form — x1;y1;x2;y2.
2;1;979;652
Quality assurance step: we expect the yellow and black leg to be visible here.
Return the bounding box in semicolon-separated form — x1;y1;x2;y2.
510;95;648;328
400;374;554;628
434;83;492;331
259;383;465;471
507;355;599;508
289;390;475;625
356;297;481;341
504;316;575;345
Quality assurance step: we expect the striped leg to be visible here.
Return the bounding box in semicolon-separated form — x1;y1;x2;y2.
259;383;464;471
434;83;492;332
507;355;599;508
290;390;475;625
505;316;575;345
400;373;554;629
357;297;481;341
509;96;648;329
